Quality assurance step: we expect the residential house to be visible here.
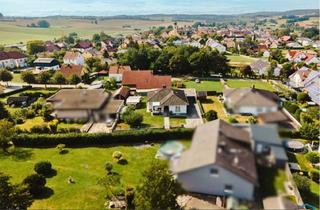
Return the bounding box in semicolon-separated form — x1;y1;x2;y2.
0;51;28;69
258;111;294;129
286;42;303;49
297;37;313;47
47;89;123;122
122;70;172;90
172;120;257;200
250;59;270;76
206;39;226;53
63;51;84;65
303;70;320;104
289;67;312;88
279;36;291;43
83;49;103;60
250;124;288;168
59;64;84;79
33;58;60;71
73;40;93;52
223;87;281;115
44;41;61;53
286;51;319;65
113;86;131;101
109;65;132;82
147;88;188;115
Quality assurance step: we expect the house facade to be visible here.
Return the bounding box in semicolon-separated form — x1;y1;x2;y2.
109;65;131;82
223;88;281;116
289;67;311;88
206;39;226;53
63;52;84;65
0;51;28;69
33;58;60;71
172;120;257;200
147;88;188;115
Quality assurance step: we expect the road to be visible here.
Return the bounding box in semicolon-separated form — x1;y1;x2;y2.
0;81;89;89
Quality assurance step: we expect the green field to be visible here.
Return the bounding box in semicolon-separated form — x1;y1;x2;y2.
0;18;191;44
0;145;159;209
226;79;275;91
184;80;223;92
226;55;258;66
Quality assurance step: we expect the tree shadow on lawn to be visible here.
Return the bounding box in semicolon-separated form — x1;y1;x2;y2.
44;169;58;178
0;148;33;161
34;187;54;200
199;98;214;104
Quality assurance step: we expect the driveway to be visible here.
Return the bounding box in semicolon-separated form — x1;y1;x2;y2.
88;123;112;133
185;103;203;128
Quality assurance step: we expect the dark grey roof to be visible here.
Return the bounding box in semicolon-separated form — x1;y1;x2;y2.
250;124;281;146
147;88;188;106
173;120;257;184
271;146;288;161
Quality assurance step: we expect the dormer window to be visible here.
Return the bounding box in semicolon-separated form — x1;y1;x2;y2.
210;168;219;177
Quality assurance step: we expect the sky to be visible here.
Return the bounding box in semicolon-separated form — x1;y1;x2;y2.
0;0;319;17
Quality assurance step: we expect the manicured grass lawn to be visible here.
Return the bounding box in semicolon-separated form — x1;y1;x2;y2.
16;116;45;131
0;145;160;209
200;96;251;123
226;55;258;65
170;117;186;128
57;122;84;130
11;73;25;83
226;79;276;92
184;80;223;92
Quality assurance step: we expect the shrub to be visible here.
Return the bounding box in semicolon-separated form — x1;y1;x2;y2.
112;151;123;160
297;92;310;102
305;152;320;164
22;174;46;196
105;162;113;174
12;128;194;147
299;123;320;140
30;125;51;134
228;117;238;123
204;110;218;121
56;144;66;154
309;169;320;182
34;161;52;176
293;173;311;193
126;186;135;209
247;116;257;124
122;112;143;127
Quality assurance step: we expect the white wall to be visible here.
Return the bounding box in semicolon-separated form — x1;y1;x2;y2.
236;106;278;116
109;74;122;82
176;165;255;200
64;56;84;65
169;105;187;115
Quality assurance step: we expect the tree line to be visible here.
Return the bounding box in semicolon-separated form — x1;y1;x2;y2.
117;44;230;76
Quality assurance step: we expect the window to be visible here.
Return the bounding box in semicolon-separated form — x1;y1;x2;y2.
210;168;219;176
175;106;181;113
224;185;233;194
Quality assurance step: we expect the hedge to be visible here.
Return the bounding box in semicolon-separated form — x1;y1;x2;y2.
279;129;301;138
12;128;194;147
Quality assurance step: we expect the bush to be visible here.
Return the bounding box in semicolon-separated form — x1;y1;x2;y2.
105;162;113;174
293;173;311;193
112;151;123;160
204;110;218;121
12;128;194;147
299;123;320;140
23;174;46;196
34;161;52;176
297;92;310;102
309;169;320;182
30;125;51;134
247;116;257;124
122;111;143;127
228;117;238;123
56;144;66;154
283;101;299;114
305;152;320;164
126;186;135;209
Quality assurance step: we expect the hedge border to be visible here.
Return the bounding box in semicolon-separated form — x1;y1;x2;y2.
12;128;194;147
0;85;32;98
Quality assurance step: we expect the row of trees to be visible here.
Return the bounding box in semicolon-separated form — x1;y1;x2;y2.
118;44;230;76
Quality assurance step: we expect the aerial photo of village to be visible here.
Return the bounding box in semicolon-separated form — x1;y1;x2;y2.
0;0;319;209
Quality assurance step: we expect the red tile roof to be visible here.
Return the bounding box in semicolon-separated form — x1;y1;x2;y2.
109;65;131;74
0;51;27;60
60;64;84;78
122;70;171;89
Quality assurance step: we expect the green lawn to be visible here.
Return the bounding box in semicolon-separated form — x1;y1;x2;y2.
226;55;258;65
0;145;160;209
16;116;45;131
226;79;275;92
184;80;223;92
170;117;186;128
11;73;25;83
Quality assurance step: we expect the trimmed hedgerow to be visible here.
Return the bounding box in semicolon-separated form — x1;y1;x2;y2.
12;128;194;147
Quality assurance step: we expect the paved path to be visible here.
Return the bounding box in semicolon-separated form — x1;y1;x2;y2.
88;123;112;133
185;103;203;128
164;117;170;130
